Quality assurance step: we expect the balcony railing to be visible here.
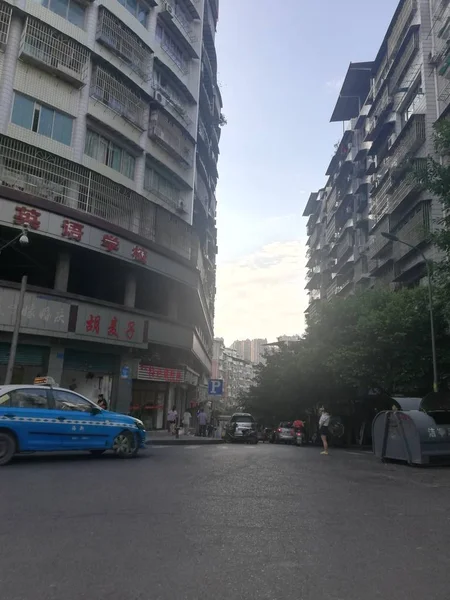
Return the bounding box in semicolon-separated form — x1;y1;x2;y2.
160;1;197;46
19;17;89;88
388;177;423;214
154;85;192;129
90;66;146;129
149;110;194;167
0;135;195;260
96;7;152;81
0;1;12;47
387;0;417;60
371;176;391;223
389;114;425;165
393;203;431;260
160;36;189;75
336;230;353;261
389;28;419;94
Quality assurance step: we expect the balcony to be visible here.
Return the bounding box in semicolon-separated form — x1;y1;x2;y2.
371;175;391;224
159;2;198;57
0;135;196;261
19;17;89;88
336;271;354;297
354;256;370;283
0;2;12;47
393;203;431;261
149;110;194;167
153;85;192;130
90;66;146;129
369;251;394;276
388;176;423;214
387;0;417;60
336;230;353;262
96;7;152;81
389;114;425;165
389;28;419;94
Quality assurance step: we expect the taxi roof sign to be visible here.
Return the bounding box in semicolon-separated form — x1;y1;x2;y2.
34;376;57;387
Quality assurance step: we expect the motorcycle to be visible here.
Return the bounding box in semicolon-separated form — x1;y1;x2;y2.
294;428;305;446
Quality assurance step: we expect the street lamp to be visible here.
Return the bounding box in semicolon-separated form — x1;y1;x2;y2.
381;231;438;393
1;225;30;385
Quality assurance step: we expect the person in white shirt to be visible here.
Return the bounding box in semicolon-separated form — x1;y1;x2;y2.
167;406;178;434
318;408;331;455
182;410;192;435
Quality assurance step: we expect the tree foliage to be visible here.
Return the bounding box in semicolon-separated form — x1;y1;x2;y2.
242;288;450;423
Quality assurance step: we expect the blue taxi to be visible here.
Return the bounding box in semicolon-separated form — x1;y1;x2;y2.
0;378;146;465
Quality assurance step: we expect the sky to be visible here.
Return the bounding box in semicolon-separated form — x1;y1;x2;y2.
212;0;398;345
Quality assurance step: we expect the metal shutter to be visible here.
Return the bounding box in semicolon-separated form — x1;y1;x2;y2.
0;343;48;366
63;349;117;373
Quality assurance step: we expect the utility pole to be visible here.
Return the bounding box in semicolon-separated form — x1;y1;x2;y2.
5;275;27;385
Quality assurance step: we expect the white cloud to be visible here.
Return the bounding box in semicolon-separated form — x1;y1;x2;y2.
214;241;308;344
325;77;344;93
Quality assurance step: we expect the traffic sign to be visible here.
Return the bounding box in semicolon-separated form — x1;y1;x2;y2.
208;379;224;396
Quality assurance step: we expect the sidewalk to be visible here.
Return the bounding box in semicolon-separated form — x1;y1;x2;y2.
146;430;224;446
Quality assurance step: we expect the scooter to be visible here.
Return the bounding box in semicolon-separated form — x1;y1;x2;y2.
294;428;305;446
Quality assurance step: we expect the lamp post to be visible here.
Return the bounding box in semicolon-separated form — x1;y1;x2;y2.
381;232;438;393
0;226;30;385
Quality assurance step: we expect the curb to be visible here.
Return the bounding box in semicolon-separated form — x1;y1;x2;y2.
146;438;224;446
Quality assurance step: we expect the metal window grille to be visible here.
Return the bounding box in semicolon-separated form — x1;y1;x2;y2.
96;8;152;81
144;166;180;210
0;135;158;242
166;1;197;44
149;110;194;167
158;28;189;74
90;65;146;129
0;1;12;47
20;17;89;84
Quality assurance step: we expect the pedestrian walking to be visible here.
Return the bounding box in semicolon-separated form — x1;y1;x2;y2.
319;408;331;455
182;409;192;435
167;406;178;434
198;407;207;437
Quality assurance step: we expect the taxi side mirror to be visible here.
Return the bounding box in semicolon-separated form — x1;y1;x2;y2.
91;406;102;415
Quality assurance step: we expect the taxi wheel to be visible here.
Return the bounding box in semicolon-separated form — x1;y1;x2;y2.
113;431;138;459
0;432;16;466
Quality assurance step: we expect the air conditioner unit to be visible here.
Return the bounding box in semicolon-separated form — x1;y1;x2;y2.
164;2;175;16
155;91;167;106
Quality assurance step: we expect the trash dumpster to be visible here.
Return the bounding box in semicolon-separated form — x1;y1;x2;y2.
372;394;450;465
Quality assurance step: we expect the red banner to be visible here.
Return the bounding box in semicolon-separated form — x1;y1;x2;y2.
137;364;185;383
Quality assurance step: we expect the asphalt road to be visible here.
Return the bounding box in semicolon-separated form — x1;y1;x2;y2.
1;444;450;600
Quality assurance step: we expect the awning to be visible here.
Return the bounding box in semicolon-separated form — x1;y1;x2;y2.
302;192;319;217
330;62;374;122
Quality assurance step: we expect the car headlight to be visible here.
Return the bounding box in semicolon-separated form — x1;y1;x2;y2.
134;419;145;430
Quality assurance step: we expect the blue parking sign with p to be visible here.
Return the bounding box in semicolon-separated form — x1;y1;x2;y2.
208;379;224;396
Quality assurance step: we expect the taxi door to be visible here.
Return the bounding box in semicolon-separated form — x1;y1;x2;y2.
49;389;109;450
7;388;63;451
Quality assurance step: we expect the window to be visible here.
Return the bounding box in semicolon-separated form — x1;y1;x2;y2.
117;0;148;25
10;388;49;409
144;166;181;206
40;0;85;28
0;393;10;406
85;129;135;179
11;93;73;145
402;87;424;125
156;23;187;73
53;390;94;412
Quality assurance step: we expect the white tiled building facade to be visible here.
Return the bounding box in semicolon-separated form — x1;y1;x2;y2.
305;0;450;320
0;0;221;423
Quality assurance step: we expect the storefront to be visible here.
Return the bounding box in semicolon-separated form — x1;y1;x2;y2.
0;342;49;384
132;363;188;430
61;349;118;405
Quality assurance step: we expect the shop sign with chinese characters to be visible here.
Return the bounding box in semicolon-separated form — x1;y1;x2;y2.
75;304;146;347
0;289;69;333
0;199;197;289
137;363;185;383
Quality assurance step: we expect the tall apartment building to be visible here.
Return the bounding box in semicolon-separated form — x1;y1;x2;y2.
305;0;450;320
232;338;267;364
212;338;255;406
0;0;222;426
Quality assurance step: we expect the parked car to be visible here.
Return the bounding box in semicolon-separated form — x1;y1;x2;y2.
271;422;296;444
0;379;146;466
225;413;258;444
